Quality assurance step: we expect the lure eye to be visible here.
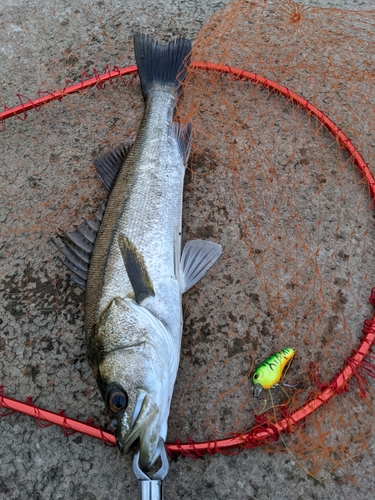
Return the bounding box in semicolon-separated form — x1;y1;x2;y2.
254;373;259;380
108;388;128;413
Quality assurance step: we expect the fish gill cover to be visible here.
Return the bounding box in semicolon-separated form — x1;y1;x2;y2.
0;0;375;489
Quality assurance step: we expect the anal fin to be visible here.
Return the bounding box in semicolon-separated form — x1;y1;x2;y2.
118;235;155;304
180;240;222;293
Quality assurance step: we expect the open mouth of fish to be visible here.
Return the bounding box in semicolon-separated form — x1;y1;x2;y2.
119;390;160;463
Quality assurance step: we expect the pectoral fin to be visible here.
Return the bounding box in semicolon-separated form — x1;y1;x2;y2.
180;239;222;293
118;235;155;303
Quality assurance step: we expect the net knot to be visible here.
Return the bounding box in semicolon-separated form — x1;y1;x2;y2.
167;439;182;458
24;396;53;428
85;418;116;447
0;386;15;418
167;439;203;458
37;88;64;103
244;423;279;448
277;402;301;432
344;356;368;398
186;437;207;458
362;318;375;334
93;68;105;90
62;80;73;94
308;362;329;391
16;93;41;119
1;112;6;132
58;409;76;436
101;65;121;87
369;287;375;307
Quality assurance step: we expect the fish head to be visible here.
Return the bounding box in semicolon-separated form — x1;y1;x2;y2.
88;297;172;468
107;380;162;468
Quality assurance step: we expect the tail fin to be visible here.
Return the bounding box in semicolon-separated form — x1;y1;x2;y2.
133;32;192;99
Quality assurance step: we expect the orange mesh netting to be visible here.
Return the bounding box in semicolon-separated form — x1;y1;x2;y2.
1;0;375;481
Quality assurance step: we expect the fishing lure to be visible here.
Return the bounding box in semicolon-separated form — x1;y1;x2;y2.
252;347;295;398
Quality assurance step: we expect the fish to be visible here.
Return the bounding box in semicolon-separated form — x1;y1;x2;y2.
53;32;222;468
252;347;295;398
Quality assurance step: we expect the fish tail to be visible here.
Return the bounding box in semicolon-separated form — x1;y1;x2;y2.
133;32;192;99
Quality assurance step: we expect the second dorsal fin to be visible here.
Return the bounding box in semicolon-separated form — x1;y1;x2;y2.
93;139;134;193
172;122;192;165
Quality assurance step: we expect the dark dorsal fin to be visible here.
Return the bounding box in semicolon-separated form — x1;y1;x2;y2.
52;201;106;290
118;234;155;303
93;139;134;193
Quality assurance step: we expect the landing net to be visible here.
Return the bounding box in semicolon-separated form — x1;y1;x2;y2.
1;0;375;480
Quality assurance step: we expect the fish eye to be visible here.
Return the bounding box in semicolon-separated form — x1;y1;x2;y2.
108;388;128;413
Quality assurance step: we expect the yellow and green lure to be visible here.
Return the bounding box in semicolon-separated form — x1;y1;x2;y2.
252;347;295;398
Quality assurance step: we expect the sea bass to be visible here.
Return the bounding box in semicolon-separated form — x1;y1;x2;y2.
54;32;222;467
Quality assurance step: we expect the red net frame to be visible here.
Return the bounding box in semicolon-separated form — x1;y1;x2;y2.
1;63;375;458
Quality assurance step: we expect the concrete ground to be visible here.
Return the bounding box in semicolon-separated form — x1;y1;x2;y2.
1;0;375;499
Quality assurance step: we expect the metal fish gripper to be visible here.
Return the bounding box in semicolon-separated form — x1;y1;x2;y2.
132;438;169;500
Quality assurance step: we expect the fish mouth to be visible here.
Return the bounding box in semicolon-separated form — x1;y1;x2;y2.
119;390;160;465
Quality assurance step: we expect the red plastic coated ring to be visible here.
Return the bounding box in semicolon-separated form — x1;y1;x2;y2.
1;62;374;456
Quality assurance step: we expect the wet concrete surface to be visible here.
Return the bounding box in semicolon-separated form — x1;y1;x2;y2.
1;1;375;499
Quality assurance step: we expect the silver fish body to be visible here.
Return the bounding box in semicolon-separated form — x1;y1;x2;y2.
85;89;183;340
57;33;222;468
86;89;186;465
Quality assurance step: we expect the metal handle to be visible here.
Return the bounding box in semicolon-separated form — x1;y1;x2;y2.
137;479;164;500
133;438;169;500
